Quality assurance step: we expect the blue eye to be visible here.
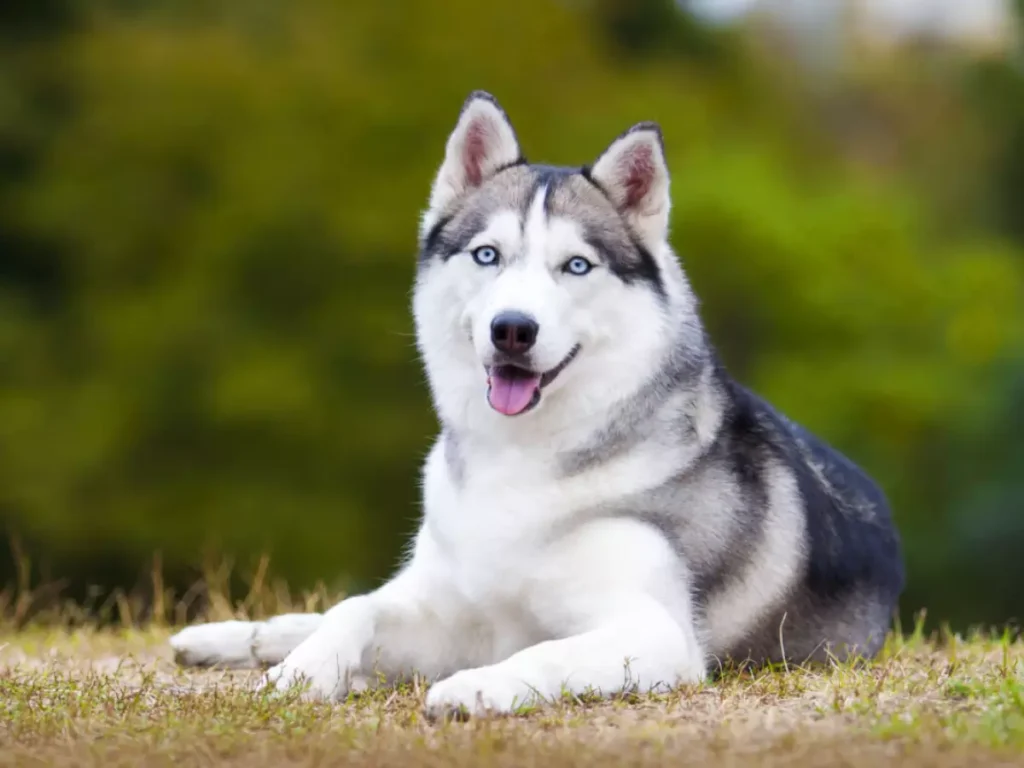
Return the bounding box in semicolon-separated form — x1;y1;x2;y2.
472;246;500;266
564;256;594;276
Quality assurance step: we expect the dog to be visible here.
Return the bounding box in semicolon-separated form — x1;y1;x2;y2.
169;91;905;718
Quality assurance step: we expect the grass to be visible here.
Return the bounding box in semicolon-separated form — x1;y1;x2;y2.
3;624;1024;765
1;568;1024;765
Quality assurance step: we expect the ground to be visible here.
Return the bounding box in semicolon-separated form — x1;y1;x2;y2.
2;620;1024;767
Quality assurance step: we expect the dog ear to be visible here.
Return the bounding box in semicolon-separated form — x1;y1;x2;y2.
426;91;522;216
588;123;671;245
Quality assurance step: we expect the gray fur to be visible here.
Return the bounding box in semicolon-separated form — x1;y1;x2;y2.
442;428;465;489
558;338;706;477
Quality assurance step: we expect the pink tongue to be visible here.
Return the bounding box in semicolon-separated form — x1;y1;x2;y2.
488;372;541;416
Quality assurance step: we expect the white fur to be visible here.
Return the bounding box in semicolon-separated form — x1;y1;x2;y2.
170;620;260;668
170;95;726;717
247;434;707;714
169;613;325;667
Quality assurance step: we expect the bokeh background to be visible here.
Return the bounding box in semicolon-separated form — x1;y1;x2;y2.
1;0;1022;632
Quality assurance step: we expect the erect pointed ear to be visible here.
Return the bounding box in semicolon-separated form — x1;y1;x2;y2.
588;123;671;245
426;91;522;216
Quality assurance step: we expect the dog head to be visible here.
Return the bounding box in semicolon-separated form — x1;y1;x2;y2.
413;92;702;439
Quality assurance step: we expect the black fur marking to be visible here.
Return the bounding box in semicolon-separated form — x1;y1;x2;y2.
529;165;572;220
527;164;580;215
579;164;605;195
431;209;490;264
542;179;558;216
492;156;529;175
531;164;580;181
419;215;453;263
615;239;665;297
787;429;904;604
580;226;666;298
728;382;906;606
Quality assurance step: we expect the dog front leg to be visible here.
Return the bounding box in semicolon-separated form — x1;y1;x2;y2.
424;516;706;718
263;563;470;701
423;594;705;718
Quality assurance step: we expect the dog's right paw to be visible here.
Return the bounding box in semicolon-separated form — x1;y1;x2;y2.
169;621;261;668
259;631;367;702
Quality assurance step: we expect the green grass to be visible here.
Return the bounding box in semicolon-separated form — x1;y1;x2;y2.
2;621;1024;767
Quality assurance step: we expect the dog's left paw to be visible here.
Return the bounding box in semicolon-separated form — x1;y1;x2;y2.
424;666;541;720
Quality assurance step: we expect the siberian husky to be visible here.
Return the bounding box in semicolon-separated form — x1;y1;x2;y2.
170;91;904;718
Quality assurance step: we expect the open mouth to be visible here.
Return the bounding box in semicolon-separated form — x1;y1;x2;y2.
486;344;581;417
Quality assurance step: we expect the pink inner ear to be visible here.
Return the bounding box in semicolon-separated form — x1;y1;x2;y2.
620;144;655;209
463;120;490;188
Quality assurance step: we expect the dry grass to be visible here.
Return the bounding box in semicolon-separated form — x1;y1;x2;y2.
1;623;1024;766
1;566;1023;766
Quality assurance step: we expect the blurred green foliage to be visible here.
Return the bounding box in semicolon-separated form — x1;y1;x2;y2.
0;0;1023;630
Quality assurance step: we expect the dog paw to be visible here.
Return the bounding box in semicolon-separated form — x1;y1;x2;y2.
169;620;261;668
424;666;540;720
258;633;366;702
251;613;324;665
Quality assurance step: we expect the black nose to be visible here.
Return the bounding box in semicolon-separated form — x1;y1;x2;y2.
490;311;539;354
